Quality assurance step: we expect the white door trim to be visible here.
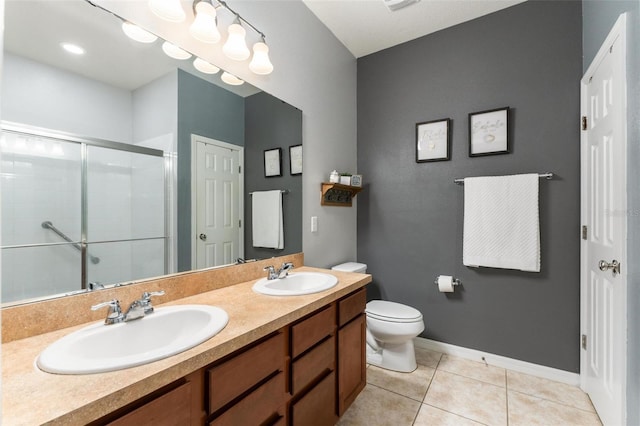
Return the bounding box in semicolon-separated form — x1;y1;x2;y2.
190;134;244;270
580;12;627;425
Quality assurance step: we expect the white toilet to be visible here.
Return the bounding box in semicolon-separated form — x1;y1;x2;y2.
331;262;425;373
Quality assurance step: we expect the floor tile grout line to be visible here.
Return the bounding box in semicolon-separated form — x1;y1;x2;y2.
507;388;598;414
420;402;492;426
505;369;510;426
365;381;428;404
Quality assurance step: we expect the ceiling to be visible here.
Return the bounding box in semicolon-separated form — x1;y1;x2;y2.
302;0;527;58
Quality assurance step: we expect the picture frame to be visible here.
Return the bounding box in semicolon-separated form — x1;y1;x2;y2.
416;118;451;162
289;144;302;175
264;148;282;177
350;174;363;187
469;107;510;157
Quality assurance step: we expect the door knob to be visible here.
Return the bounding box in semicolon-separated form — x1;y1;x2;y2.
199;233;207;241
598;259;620;276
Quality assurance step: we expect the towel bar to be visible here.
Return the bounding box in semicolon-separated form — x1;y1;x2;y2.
454;172;553;185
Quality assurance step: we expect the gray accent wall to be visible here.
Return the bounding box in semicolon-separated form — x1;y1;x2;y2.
244;92;303;260
176;69;245;271
357;1;582;372
583;1;640;422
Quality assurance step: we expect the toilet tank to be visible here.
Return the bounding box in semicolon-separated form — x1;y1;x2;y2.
331;262;367;273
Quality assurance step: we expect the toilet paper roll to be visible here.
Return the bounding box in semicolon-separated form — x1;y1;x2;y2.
438;275;455;293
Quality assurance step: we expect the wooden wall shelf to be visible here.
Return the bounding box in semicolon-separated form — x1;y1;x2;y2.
321;182;363;207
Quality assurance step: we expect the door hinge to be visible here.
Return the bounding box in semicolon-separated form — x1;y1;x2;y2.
582;225;588;240
581;116;588;131
582;334;587;350
238;165;242;173
238;219;241;228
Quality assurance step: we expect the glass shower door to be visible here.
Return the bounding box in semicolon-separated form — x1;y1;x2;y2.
1;132;82;302
85;145;166;287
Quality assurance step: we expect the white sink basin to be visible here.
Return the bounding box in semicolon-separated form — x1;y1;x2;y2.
253;272;338;296
37;305;228;375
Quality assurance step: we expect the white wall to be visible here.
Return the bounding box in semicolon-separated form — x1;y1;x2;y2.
96;0;358;268
1;53;133;143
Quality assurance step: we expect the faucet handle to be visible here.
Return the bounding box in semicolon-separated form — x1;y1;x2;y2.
263;265;277;280
91;299;124;325
139;290;165;315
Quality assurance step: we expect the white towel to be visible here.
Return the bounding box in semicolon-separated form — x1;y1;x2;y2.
252;190;284;249
463;174;540;272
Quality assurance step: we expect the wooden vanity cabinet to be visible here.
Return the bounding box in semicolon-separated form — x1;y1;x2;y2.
207;331;288;425
337;288;367;415
91;288;367;426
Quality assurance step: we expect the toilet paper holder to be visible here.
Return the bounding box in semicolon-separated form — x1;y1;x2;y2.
433;276;461;286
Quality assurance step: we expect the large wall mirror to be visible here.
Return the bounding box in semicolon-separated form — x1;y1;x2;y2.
0;0;302;305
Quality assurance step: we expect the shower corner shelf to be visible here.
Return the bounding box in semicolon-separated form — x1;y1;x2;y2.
321;182;363;207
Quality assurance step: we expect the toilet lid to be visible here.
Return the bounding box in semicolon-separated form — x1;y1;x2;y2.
366;300;422;323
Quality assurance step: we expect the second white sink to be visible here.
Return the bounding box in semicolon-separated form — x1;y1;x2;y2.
37;305;229;375
253;272;338;296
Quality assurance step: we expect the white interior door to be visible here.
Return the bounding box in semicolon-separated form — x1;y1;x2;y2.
192;135;243;269
580;14;627;426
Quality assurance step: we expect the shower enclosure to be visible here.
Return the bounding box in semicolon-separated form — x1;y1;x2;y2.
1;123;167;304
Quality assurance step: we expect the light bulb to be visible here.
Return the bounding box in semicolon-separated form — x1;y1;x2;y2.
222;23;250;61
148;0;185;22
249;41;273;75
121;22;158;43
61;42;85;55
189;1;221;44
221;72;244;86
193;57;220;74
162;41;192;60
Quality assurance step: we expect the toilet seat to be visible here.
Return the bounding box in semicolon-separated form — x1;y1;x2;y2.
366;300;422;323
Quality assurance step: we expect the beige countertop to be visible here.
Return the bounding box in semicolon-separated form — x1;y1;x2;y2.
2;266;371;425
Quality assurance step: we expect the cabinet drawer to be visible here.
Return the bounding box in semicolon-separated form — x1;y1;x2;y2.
209;372;286;426
291;304;336;358
291;371;337;426
107;381;192;426
208;332;285;414
292;335;335;394
338;288;366;327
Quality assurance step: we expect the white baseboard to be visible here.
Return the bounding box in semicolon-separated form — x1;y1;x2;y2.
414;337;580;387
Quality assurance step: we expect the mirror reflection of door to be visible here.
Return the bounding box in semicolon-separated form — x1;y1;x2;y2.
192;135;244;269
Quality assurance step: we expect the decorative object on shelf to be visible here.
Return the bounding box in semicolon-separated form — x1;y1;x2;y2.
469;107;510;157
289;145;302;175
264;148;282;178
339;173;352;185
350;174;363;187
321;183;363;207
329;170;340;183
416;118;451;162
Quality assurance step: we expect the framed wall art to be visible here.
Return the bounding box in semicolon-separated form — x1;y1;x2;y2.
264;148;282;177
289;144;302;175
416;118;451;162
469;107;510;157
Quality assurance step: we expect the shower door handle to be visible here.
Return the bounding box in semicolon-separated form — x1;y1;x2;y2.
199;233;207;241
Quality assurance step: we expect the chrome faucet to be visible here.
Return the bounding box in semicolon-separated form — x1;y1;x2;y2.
277;262;294;279
92;290;165;325
263;262;294;280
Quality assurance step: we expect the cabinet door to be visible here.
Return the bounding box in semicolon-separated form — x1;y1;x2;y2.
338;314;366;416
106;382;192;426
291;371;337;426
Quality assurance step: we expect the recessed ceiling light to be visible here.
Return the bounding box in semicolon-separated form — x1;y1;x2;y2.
61;42;85;55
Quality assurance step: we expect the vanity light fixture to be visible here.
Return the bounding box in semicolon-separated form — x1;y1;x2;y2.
249;38;273;75
162;41;192;60
148;0;186;23
222;19;250;61
122;21;158;43
221;71;244;86
189;1;221;43
193;57;220;74
61;42;85;55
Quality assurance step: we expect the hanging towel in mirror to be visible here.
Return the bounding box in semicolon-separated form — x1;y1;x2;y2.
463;173;540;272
252;190;284;249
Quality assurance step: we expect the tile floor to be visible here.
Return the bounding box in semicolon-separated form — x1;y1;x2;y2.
338;347;602;426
